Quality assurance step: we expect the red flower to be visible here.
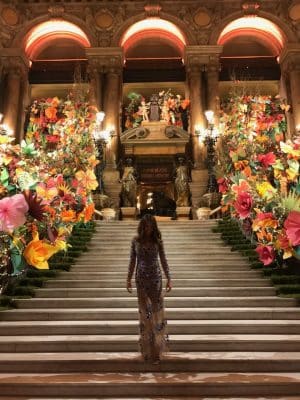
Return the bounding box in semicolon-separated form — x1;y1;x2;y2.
284;211;300;246
217;177;229;194
255;245;275;266
234;191;253;219
257;152;276;168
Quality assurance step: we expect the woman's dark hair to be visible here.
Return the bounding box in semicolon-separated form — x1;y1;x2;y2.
137;214;161;243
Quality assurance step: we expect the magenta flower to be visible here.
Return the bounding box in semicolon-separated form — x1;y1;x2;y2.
234;191;253;219
257;152;276;168
284;211;300;246
255;245;275;266
0;194;29;232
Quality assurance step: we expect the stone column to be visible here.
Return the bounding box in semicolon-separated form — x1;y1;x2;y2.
86;56;103;110
85;48;123;211
103;65;122;168
1;49;29;142
186;62;204;168
206;57;221;125
86;47;124;168
280;44;300;137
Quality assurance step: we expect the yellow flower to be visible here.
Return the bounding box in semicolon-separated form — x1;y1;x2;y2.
75;169;98;191
256;182;277;200
23;232;59;270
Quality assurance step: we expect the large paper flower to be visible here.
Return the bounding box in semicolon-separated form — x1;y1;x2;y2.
0;194;29;232
217;177;229;194
23;232;60;269
257;152;276;168
75;169;98;191
284;211;300;246
234;191;253;219
255;245;275;266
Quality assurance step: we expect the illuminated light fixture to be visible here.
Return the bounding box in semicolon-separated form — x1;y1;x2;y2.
25;20;91;60
218;16;285;55
121;18;186;54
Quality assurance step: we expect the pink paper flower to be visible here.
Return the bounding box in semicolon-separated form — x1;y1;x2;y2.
284;211;300;246
255;245;275;265
257;152;276;168
234;191;253;219
0;194;29;232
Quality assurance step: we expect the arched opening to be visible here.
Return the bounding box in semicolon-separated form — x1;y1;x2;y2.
119;18;189;213
217;16;285;96
25;20;91;99
121;18;186;83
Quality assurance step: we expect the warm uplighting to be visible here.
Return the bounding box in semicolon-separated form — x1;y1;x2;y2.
96;111;105;123
25;20;91;60
121;18;186;54
205;110;214;124
218;16;285;55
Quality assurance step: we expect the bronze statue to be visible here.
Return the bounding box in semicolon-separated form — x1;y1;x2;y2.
120;157;138;207
174;157;190;207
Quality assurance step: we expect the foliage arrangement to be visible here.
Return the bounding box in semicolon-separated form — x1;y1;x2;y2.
217;94;300;267
124;89;190;129
0;95;98;291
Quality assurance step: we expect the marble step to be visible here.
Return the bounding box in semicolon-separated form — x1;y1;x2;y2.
64;261;263;277
1;320;300;336
1;372;300;397
47;278;271;288
48;271;271;288
77;256;247;262
2;352;300;373
73;262;252;268
57;271;262;279
1;307;300;321
36;287;276;298
15;297;296;309
1;334;300;352
1;397;296;400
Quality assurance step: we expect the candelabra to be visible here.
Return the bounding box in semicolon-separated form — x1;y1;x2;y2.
92;111;112;194
195;110;219;193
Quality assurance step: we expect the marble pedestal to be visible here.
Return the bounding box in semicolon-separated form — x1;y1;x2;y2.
121;207;137;220
176;206;191;220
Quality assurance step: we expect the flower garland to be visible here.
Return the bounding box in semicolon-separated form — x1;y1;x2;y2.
0;95;98;274
218;95;300;266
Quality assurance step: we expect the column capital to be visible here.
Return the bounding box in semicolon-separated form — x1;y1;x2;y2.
279;43;300;73
185;45;223;68
86;47;124;74
1;48;29;78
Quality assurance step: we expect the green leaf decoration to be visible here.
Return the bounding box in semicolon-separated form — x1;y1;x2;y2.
0;167;9;186
21;140;38;157
10;246;26;275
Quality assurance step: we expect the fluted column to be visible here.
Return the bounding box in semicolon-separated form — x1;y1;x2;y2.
280;44;300;137
1;50;29;142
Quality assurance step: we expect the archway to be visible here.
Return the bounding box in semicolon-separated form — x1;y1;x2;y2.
216;16;286;98
119;18;190;215
25;20;91;100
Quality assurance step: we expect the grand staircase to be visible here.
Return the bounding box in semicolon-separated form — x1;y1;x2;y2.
1;220;300;399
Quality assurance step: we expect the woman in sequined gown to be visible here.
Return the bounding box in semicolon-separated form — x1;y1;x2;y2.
127;214;172;363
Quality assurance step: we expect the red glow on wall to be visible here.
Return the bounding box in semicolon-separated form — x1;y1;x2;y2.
218;17;285;55
25;20;91;60
121;18;186;55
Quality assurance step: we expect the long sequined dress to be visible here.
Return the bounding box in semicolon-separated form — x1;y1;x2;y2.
127;238;171;361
